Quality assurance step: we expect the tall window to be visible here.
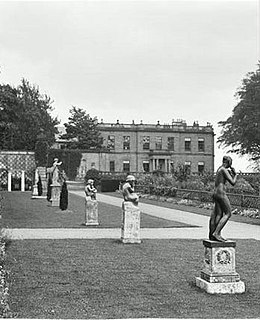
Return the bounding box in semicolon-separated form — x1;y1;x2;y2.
198;161;205;173
155;136;162;150
107;135;115;150
123;136;130;150
167;137;174;150
123;160;130;172
143;161;150;172
198;138;205;152
184;138;191;151
185;161;191;174
110;161;115;172
143;136;150;150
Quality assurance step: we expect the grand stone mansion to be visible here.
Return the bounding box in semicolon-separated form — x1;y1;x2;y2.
53;119;215;176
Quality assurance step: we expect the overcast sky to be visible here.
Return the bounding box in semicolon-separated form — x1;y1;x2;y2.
0;0;259;171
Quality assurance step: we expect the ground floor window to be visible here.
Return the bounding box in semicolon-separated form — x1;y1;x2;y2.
110;161;115;172
184;161;191;174
198;161;205;173
143;161;150;172
123;161;130;172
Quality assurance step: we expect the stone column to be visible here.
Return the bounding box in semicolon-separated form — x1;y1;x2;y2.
84;199;99;226
196;240;245;294
121;201;141;244
8;172;12;192
21;170;25;192
50;182;61;207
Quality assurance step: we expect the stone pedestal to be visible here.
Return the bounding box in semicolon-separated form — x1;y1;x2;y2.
121;201;141;244
84;199;99;226
196;240;245;294
50;183;61;207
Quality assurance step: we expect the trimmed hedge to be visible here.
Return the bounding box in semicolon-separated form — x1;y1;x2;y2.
100;180;121;192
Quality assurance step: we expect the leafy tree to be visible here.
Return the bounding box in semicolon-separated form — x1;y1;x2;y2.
35;129;49;167
218;62;260;160
0;79;59;150
62;106;103;149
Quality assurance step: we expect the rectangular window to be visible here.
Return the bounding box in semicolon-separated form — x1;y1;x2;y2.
143;136;150;150
185;138;191;151
185;161;191;174
167;137;174;150
155;136;162;150
198;161;205;173
109;161;115;172
123;160;130;172
143;160;150;172
107;135;115;150
198;138;205;152
123;136;130;150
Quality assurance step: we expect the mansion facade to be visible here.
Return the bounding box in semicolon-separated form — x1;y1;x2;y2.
54;119;215;176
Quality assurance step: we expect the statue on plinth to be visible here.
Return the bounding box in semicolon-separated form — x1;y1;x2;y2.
49;158;63;206
122;175;139;205
51;158;62;185
209;156;238;242
121;175;141;243
85;179;97;200
84;179;98;225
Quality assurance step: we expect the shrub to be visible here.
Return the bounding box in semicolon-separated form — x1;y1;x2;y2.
227;177;256;194
59;182;68;210
37;176;43;196
47;177;52;202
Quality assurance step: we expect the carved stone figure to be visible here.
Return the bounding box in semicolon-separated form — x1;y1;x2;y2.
122;175;139;205
52;158;62;185
209;156;237;242
85;179;97;200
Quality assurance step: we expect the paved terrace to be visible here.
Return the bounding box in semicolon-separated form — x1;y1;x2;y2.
3;190;260;241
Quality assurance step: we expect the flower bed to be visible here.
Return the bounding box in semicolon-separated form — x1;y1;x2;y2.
140;192;259;219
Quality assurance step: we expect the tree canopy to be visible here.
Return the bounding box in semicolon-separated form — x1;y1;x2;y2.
62;106;103;149
0;79;59;150
218;62;260;160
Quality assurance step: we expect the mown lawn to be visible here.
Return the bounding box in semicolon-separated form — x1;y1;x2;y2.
1;191;195;229
5;238;260;319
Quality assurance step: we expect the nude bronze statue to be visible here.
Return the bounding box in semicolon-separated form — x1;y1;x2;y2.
122;175;139;205
209;156;237;242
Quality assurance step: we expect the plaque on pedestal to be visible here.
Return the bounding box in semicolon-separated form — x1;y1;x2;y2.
50;183;61;207
196;240;245;294
121;201;141;244
84;199;99;226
